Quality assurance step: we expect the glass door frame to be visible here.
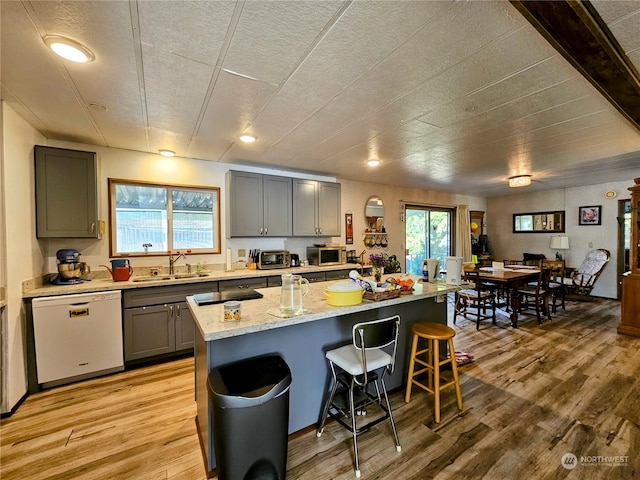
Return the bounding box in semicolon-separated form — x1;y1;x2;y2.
404;204;454;276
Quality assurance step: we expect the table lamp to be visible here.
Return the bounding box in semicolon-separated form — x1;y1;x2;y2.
550;235;570;260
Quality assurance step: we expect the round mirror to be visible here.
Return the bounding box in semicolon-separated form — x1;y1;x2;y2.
365;196;384;231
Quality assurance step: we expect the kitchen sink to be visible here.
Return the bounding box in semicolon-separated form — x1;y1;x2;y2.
173;273;210;279
132;273;210;282
133;276;172;282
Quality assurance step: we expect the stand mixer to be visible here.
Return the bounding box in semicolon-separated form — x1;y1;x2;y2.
50;249;90;285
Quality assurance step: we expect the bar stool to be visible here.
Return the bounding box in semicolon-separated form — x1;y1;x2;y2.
317;315;401;478
404;322;462;423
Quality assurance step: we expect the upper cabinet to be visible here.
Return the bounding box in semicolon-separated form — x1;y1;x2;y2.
227;171;292;237
34;146;100;238
293;179;341;236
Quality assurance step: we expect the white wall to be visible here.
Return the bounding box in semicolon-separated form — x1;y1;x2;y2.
487;180;632;299
1;103;46;413
2;107;486;413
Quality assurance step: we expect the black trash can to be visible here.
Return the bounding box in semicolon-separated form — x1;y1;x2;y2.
208;354;292;480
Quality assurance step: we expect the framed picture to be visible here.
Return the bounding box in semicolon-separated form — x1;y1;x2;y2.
579;205;601;225
345;213;353;244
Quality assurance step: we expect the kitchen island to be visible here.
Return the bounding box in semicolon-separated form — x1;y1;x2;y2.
188;276;460;476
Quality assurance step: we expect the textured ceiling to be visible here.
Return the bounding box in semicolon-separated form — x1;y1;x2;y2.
1;0;639;197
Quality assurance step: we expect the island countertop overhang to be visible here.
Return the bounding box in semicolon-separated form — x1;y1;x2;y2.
187;276;460;342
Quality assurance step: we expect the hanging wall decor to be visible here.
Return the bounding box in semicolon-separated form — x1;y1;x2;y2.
579;205;602;225
345;212;353;244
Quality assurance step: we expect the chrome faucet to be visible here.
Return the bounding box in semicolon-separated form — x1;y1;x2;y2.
169;252;187;275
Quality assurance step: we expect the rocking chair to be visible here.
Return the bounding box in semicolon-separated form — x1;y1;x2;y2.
562;249;610;300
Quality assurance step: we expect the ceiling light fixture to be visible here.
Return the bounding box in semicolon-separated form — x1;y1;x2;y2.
158;149;175;157
44;35;95;63
239;134;257;143
367;159;380;167
508;175;532;188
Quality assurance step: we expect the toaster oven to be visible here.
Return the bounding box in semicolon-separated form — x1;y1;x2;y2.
257;250;291;269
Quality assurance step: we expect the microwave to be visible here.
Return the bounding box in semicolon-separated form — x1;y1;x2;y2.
258;250;291;269
307;246;347;266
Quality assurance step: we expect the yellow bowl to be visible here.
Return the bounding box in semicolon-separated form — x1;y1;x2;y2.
324;289;364;306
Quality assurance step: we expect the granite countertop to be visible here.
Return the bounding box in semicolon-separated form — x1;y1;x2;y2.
22;264;369;299
187;275;459;342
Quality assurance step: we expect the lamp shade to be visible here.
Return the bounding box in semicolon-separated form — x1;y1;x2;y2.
550;235;570;250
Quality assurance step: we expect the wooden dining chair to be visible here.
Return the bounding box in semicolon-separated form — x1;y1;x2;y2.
543;259;565;314
454;270;496;330
516;266;552;323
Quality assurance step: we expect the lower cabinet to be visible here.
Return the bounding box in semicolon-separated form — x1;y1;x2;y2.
123;282;216;363
124;303;191;361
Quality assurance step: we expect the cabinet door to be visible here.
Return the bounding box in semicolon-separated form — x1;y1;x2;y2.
301;272;325;283
318;181;341;236
325;269;351;280
219;277;268;292
293;179;319;236
175;302;195;352
124;305;175;361
263;175;292;236
35;146;99;238
228;171;263;237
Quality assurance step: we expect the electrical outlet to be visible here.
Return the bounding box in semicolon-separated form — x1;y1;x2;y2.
238;249;246;257
588;242;593;248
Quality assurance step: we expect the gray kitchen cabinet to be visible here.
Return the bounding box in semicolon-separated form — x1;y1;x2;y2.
227;171;292;237
34;145;100;238
123;282;216;363
219;277;267;292
325;269;352;280
292;179;341;236
301;272;325;283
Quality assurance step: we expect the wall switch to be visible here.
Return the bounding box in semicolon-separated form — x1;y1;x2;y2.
238;249;246;257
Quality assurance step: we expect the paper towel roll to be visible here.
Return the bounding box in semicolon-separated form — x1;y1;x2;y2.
226;248;232;271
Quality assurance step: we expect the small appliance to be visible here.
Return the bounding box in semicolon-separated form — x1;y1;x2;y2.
445;257;463;285
257;250;291;270
290;254;300;267
50;249;90;285
306;246;347;266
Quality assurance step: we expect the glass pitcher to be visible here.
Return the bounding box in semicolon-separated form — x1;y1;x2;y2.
280;273;310;315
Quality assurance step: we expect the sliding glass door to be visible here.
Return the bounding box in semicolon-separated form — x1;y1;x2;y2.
405;206;453;275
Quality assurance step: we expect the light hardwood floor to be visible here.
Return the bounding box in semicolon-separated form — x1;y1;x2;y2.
2;298;639;480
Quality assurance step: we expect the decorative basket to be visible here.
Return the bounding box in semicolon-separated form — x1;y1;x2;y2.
363;289;402;301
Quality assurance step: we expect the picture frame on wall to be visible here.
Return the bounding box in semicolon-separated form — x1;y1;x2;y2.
579;205;601;225
345;213;353;244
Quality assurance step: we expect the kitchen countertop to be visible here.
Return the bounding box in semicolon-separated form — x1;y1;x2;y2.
21;264;369;298
187;275;459;342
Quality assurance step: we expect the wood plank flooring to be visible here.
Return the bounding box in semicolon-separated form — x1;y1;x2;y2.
2;298;639;479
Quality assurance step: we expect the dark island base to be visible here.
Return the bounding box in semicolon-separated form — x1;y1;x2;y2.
195;297;447;475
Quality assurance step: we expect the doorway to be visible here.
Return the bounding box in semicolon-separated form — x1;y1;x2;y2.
404;206;453;275
617;199;631;299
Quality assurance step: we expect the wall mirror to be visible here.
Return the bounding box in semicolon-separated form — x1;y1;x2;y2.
513;210;565;233
365;196;384;231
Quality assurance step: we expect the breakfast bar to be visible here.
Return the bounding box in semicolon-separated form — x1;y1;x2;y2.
188;276;459;475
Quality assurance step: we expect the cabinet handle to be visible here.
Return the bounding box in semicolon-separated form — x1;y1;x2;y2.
264;226;268;235
175;304;181;319
90;222;95;233
260;227;263;235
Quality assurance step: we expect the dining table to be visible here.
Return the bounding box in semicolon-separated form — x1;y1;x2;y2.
477;265;540;328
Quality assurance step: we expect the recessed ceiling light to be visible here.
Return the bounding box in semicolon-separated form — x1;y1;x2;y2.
508;175;532;187
158;149;175;157
239;134;257;143
367;159;380;167
44;35;95;63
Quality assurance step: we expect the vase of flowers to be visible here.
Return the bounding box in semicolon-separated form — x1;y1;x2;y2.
369;253;389;283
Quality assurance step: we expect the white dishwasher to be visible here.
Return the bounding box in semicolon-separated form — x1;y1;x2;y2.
32;290;124;387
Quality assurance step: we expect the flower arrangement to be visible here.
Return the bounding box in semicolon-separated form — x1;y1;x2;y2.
369;253;389;269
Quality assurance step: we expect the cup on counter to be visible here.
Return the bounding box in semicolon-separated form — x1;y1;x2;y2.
223;301;241;322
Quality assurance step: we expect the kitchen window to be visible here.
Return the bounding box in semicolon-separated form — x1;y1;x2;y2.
108;179;221;257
